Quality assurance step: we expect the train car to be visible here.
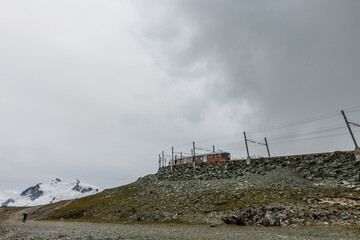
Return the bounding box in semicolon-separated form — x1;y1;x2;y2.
174;152;231;165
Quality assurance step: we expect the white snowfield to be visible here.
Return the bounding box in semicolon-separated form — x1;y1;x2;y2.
0;179;101;207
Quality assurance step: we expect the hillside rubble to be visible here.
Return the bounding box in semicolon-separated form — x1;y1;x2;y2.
221;205;359;226
157;151;360;188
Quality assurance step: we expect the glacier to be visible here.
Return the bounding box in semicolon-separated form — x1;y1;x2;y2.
0;178;101;207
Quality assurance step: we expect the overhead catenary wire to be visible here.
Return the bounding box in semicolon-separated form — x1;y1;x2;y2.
217;129;360;159
345;107;360;113
247;105;360;134
270;129;360;145
160;105;360;160
221;124;346;148
262;125;347;141
163;126;357;158
167;127;358;158
165;106;360;150
247;112;340;134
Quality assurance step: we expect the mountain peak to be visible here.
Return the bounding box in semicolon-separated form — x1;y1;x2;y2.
20;184;43;201
1;179;101;207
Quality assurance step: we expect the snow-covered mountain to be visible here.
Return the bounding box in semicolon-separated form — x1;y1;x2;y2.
0;178;101;207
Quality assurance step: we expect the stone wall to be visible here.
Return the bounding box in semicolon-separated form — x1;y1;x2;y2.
157;151;360;187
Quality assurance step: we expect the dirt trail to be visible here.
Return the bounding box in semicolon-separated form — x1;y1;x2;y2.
1;220;359;240
1;199;74;224
1;200;359;239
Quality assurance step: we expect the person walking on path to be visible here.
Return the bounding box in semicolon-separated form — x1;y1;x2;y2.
22;213;28;223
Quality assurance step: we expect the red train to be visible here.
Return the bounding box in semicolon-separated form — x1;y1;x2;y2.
174;152;231;165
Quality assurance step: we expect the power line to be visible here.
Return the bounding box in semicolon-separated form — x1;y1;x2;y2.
344;107;360;113
270;129;360;145
182;106;360;145
247;112;340;134
215;125;344;148
166;126;355;156
247;105;360;134
204;127;359;153
266;125;346;141
161;105;360;155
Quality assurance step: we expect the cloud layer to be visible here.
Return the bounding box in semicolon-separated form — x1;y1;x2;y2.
0;0;359;191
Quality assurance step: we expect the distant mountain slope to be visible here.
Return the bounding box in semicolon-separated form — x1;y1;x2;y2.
0;178;101;207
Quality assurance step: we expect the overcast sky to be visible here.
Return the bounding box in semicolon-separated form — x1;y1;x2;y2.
1;0;360;191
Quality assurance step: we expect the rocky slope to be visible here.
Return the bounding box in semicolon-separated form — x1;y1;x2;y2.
2;151;360;228
19;168;358;227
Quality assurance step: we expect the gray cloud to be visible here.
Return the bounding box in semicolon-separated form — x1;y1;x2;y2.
134;0;360;157
0;0;359;191
140;0;360;119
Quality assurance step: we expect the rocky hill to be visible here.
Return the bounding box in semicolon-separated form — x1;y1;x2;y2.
2;151;360;227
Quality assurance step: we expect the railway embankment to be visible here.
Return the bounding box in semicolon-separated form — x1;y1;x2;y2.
157;151;360;188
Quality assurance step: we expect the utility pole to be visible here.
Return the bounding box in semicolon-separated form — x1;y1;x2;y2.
162;151;164;167
244;132;251;164
193;141;196;167
172;147;174;165
265;137;270;158
244;132;250;158
158;154;161;169
342;110;359;149
213;145;215;153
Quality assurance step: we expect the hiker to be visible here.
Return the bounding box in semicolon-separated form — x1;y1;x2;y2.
22;213;28;223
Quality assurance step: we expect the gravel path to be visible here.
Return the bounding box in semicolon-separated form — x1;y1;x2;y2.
0;220;359;240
